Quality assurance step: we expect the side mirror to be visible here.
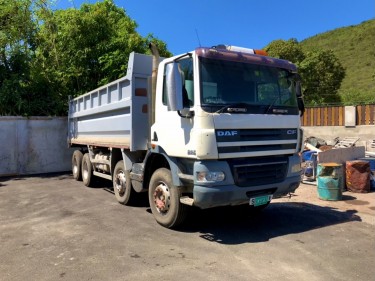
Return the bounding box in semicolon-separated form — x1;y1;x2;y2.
165;63;183;111
296;81;305;117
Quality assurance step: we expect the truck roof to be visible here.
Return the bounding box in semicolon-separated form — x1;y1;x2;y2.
195;47;297;72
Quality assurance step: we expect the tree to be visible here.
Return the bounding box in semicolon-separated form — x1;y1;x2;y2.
265;39;345;105
0;0;172;116
265;39;305;63
32;0;172;115
298;50;345;105
0;0;36;115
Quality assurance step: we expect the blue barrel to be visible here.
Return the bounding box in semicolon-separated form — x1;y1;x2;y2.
358;157;375;171
302;150;316;161
356;158;375;191
317;163;344;201
371;179;375;190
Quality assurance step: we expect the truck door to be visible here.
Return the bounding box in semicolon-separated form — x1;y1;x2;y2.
152;57;195;158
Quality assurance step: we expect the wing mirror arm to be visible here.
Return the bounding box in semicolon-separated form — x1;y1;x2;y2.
296;80;305;117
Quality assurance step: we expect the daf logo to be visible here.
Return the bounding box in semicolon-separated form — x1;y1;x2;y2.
217;130;238;137
287;129;297;135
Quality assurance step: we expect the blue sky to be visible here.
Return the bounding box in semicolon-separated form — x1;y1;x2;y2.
55;0;374;55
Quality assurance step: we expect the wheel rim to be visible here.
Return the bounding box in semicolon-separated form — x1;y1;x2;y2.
82;162;88;180
73;158;78;175
114;170;126;196
153;182;170;214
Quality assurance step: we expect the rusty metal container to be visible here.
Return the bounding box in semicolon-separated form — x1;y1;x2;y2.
346;160;371;193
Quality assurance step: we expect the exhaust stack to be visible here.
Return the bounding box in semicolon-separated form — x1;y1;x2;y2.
149;43;160;127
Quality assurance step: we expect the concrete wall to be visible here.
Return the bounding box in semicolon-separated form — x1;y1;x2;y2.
302;125;375;150
318;146;366;165
1;116;374;177
0;117;73;177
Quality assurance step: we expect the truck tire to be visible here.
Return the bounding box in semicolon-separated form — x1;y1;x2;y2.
148;168;188;228
72;150;83;181
113;160;134;205
82;153;93;187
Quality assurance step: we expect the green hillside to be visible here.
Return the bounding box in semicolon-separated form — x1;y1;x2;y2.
300;19;375;100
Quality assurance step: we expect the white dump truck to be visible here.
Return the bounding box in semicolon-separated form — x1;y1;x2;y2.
68;44;305;228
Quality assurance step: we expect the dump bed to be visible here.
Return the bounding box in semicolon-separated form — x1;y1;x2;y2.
68;52;152;151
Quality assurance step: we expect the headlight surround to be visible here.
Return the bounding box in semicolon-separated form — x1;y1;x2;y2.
196;171;225;182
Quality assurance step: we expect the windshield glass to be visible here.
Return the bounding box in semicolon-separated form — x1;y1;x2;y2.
199;57;299;114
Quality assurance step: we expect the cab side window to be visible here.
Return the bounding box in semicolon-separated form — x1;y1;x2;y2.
163;57;194;107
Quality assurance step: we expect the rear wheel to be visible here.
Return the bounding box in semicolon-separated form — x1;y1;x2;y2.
72;150;83;181
113;160;134;205
82;153;93;187
148;168;188;228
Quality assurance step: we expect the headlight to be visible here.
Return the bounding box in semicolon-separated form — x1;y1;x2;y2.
196;171;225;182
291;163;302;173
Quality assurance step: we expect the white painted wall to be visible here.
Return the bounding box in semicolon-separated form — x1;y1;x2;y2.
0;117;73;177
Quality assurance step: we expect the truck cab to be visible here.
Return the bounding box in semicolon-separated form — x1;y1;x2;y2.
149;46;304;209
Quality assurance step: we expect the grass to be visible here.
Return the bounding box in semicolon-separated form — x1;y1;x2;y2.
300;19;375;103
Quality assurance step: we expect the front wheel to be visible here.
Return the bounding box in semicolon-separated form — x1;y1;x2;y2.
113;160;134;205
148;168;188;228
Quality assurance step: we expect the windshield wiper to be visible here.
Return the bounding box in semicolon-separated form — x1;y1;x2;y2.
265;97;279;114
215;102;251;113
265;96;293;114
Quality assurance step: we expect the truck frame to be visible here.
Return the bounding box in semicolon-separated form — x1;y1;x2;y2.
68;44;305;228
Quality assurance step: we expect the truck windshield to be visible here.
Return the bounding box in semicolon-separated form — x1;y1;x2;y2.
199;57;299;115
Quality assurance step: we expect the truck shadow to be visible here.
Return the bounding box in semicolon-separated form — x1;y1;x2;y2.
179;202;361;244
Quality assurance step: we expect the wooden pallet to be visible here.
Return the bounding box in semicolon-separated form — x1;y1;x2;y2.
334;137;360;148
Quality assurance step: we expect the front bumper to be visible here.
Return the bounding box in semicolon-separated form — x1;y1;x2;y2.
192;175;301;209
191;155;301;209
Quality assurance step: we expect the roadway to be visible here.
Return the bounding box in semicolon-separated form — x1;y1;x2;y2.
0;174;374;281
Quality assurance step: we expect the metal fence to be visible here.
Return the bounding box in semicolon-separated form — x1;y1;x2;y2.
301;104;375;126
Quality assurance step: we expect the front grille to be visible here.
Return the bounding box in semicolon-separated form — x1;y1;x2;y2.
215;128;298;157
228;157;288;187
218;143;295;154
215;128;298;142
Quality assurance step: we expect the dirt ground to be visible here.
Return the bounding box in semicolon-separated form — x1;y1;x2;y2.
277;181;375;225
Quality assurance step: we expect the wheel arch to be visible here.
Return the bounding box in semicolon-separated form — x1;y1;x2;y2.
72;145;88;153
143;153;182;190
110;148;123;177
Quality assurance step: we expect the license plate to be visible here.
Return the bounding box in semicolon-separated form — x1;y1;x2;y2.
249;195;272;206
